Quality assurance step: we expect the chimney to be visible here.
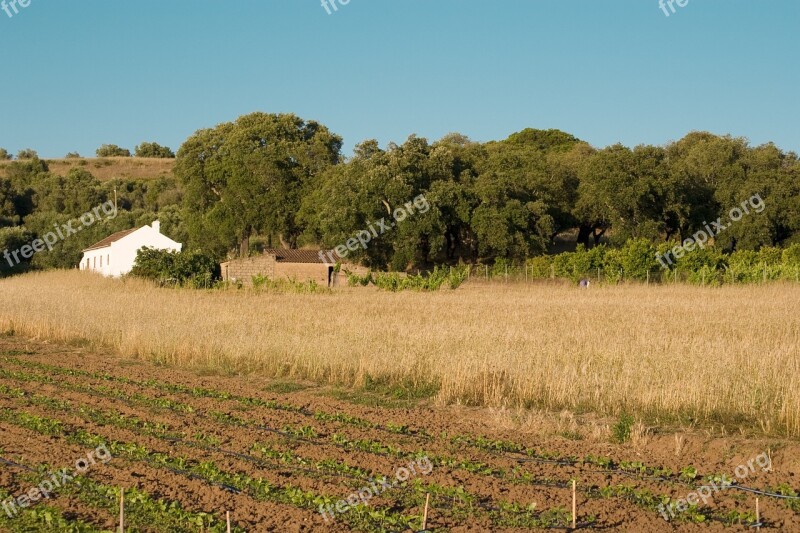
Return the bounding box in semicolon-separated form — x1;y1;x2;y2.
152;221;161;233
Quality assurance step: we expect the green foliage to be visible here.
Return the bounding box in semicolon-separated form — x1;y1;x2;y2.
371;265;468;291
64;151;81;158
175;112;342;259
130;247;218;287
0;226;35;273
4;121;800;275
0;148;10;160
612;413;635;443
135;141;175;158
95;144;131;157
346;270;373;286
16;148;38;159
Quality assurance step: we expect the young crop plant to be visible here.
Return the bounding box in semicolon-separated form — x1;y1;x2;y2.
4;355;428;441
612;413;635;443
0;486;100;532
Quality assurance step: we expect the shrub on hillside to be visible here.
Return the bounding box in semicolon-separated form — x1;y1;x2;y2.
0;148;11;160
134;142;175;158
96;144;131;158
16;149;38;160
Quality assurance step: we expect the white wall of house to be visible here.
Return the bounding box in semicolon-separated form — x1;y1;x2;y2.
80;221;182;277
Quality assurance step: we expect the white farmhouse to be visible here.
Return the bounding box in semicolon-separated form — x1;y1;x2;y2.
80;221;182;277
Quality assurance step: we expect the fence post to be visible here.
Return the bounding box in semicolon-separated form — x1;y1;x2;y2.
571;479;577;529
551;264;555;280
505;264;508;283
525;264;528;282
485;264;488;281
756;497;760;531
119;488;124;533
646;270;649;285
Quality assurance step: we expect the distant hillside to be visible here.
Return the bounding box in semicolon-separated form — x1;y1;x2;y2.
0;157;174;181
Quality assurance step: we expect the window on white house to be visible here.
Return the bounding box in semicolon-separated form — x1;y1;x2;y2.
93;257;96;269
107;255;110;266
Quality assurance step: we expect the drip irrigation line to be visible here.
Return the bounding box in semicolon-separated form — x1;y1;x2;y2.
4;367;800;519
0;455;36;472
162;435;369;484
157;465;241;495
1;356;434;442
514;452;800;502
727;484;800;500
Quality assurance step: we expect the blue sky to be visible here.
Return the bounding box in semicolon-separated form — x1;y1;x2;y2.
0;0;797;158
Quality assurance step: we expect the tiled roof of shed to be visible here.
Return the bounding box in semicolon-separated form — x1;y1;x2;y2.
263;249;343;264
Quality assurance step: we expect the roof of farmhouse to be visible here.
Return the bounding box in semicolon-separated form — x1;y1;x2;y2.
82;228;139;252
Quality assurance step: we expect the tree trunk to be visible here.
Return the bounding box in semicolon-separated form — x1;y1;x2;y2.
577;224;592;247
592;227;606;246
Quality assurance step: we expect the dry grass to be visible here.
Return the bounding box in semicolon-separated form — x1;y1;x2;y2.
2;270;799;436
0;157;174;181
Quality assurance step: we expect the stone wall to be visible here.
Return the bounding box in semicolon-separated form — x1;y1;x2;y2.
274;262;330;286
220;255;276;284
221;254;370;287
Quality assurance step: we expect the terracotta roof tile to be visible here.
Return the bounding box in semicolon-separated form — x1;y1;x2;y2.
263;248;343;264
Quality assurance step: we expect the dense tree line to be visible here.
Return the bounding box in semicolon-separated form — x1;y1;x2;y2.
175;113;800;270
2;112;799;274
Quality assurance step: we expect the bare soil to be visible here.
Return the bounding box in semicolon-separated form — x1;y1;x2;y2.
0;335;798;532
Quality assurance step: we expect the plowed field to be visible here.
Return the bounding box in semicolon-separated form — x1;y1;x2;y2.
0;335;798;532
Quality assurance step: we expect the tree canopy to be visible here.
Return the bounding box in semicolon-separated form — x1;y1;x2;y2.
174;112;342;258
3;115;799;274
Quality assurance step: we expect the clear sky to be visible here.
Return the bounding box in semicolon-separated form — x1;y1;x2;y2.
0;0;797;158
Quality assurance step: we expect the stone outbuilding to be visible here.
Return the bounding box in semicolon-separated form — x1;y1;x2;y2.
220;249;366;287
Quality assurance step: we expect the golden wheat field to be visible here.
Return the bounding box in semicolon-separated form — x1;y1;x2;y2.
2;270;799;436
